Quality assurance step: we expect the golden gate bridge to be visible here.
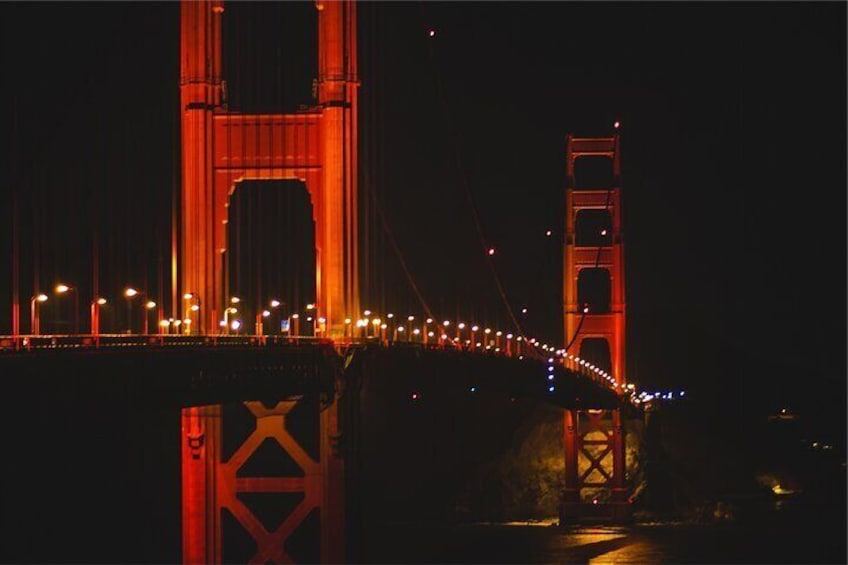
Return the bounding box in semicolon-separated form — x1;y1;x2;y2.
0;1;673;563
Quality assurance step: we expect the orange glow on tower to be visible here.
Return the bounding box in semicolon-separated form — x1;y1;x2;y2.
561;134;628;521
180;0;359;337
564;135;625;382
180;1;352;561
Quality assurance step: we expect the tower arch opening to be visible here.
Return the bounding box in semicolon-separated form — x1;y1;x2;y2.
225;179;316;333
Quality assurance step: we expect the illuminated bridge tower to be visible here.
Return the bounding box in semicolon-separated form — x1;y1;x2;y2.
179;0;359;337
561;134;629;521
180;1;354;562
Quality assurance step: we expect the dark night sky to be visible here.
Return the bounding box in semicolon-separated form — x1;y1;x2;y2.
0;2;845;418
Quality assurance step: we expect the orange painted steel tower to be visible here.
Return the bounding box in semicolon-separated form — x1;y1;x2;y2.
180;0;359;336
562;134;629;521
180;2;353;562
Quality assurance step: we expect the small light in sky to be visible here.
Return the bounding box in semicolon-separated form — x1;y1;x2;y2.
545;229;552;237
601;229;608;236
583;306;590;313
487;247;495;256
614;120;620;129
429;29;436;38
521;307;528;314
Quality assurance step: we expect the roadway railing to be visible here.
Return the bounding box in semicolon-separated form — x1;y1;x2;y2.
0;333;630;398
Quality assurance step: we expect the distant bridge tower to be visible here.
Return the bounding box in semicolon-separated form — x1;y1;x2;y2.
562;134;629;521
179;0;359;337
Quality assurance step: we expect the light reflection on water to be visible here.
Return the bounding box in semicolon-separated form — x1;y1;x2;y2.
368;505;846;564
588;540;659;565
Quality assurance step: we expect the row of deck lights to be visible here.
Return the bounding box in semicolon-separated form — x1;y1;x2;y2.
342;312;527;354
334;309;646;398
25;293;649;403
27;285;212;336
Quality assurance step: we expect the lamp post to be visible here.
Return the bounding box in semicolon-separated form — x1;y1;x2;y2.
441;320;451;347
144;300;157;335
90;297;107;336
30;294;48;335
124;287;139;334
55;283;78;334
423;318;433;345
387;313;395;341
306;303;316;336
269;299;282;334
183;292;201;335
223;307;237;335
256;309;271;336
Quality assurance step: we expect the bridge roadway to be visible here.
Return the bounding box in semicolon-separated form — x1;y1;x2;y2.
0;333;622;409
0;334;624;562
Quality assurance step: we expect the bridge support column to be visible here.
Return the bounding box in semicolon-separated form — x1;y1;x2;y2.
181;397;344;563
560;408;629;523
561;134;630;524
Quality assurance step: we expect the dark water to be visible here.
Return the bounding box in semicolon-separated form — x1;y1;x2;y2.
362;500;846;564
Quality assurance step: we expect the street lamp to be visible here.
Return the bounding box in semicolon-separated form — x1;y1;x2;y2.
306;304;317;336
144;300;157;334
223;307;238;335
30;294;48;335
183;292;201;335
124;287;139;334
55;283;78;334
423;318;433;345
90;297;107;336
256;309;271;336
268;299;283;334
